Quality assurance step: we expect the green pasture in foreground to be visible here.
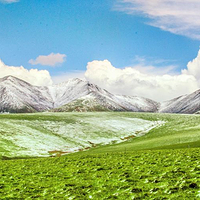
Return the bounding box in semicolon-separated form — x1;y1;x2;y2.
1;148;200;199
0;112;200;199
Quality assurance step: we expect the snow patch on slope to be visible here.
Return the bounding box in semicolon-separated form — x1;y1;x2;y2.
0;115;164;157
159;89;200;113
0;76;159;113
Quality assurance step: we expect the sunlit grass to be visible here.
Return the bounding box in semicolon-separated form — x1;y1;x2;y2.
0;112;200;199
1;148;199;199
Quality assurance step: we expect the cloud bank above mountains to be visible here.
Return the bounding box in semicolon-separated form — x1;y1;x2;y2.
115;0;200;40
1;50;200;101
85;59;199;102
0;60;53;86
85;50;200;101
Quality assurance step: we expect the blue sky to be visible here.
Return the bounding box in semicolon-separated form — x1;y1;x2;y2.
0;0;199;71
1;0;200;101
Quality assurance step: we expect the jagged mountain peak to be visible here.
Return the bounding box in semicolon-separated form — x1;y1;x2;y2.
0;75;21;82
0;75;53;113
159;89;200;114
0;75;32;88
55;77;84;86
86;82;112;95
1;75;200;114
47;78;112;108
0;75;159;113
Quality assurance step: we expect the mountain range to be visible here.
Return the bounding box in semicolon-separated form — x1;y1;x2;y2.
0;75;199;114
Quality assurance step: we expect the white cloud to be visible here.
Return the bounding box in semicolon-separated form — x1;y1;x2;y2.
182;49;200;81
0;60;53;86
132;65;177;76
130;56;178;75
2;49;200;102
29;53;66;67
115;0;200;39
0;0;19;3
85;59;199;102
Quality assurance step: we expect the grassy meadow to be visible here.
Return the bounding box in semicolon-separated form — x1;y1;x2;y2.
0;112;200;199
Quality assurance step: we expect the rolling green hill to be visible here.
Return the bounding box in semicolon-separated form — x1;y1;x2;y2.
0;112;163;158
0;112;199;199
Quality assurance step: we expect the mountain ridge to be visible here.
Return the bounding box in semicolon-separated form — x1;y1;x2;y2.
0;75;199;114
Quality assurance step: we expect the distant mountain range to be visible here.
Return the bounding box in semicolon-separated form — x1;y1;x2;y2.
0;75;199;114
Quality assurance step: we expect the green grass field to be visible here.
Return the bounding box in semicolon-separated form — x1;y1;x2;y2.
0;112;200;199
0;112;163;158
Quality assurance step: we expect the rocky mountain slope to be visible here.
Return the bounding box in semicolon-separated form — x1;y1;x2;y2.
1;75;200;114
0;76;159;113
159;89;200;114
0;76;53;112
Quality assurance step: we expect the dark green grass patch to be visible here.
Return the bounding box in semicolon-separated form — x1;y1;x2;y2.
0;148;199;199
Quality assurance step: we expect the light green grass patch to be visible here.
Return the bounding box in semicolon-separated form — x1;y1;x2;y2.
0;112;162;157
0;148;199;199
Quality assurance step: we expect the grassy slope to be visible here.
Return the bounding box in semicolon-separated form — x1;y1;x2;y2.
0;112;200;153
52;98;110;112
87;112;200;153
0;112;200;199
0;112;160;157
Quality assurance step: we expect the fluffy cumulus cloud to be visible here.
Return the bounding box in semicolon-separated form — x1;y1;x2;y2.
115;0;200;39
85;56;200;102
182;50;200;81
0;0;19;3
29;53;66;67
0;60;53;86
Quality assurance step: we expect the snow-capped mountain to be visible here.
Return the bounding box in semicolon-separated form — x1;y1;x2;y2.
159;89;200;114
47;78;159;112
48;78;90;108
53;88;159;112
2;75;200;114
0;76;53;112
0;75;159;113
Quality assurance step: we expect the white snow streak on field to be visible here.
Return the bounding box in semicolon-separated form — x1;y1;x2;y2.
0;117;163;157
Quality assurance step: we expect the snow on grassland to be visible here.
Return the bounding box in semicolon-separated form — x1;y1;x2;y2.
0;115;164;157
